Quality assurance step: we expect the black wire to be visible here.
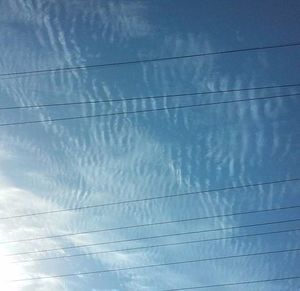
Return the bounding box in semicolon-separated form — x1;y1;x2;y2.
8;248;300;283
0;177;298;221
0;92;299;128
1;41;299;78
1;82;300;111
12;228;300;264
7;213;300;258
163;275;300;290
1;206;300;246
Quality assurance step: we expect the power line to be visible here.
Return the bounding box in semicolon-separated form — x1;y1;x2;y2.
6;216;300;257
0;177;298;221
163;276;300;290
7;247;300;283
2;205;300;246
7;214;300;258
0;92;299;128
12;228;300;264
1;82;300;111
1;41;299;78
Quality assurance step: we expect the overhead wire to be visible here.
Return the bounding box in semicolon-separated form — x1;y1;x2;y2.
0;82;300;111
6;213;300;258
7;247;300;283
0;177;298;221
11;227;300;264
1;204;300;245
0;92;299;128
1;40;299;285
1;41;299;79
162;275;300;290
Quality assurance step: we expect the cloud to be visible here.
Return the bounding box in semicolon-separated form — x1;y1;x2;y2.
0;1;297;290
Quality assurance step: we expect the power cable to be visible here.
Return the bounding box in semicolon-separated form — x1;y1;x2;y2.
0;92;299;128
0;177;298;221
7;247;300;283
7;214;299;257
1;42;299;79
1;82;299;111
163;275;300;290
1;207;300;246
7;214;300;257
12;227;300;264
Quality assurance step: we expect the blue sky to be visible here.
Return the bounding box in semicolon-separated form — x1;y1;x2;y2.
0;0;299;290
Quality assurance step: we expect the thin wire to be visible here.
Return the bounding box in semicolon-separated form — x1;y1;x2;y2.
0;177;298;221
7;248;300;283
1;41;300;78
0;92;299;128
1;206;300;246
163;276;300;290
1;82;300;111
7;214;300;257
12;228;300;264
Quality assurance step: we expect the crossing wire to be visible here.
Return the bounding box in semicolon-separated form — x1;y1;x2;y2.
0;177;298;221
0;92;299;128
7;247;300;283
1;82;300;111
1;41;299;78
11;228;300;264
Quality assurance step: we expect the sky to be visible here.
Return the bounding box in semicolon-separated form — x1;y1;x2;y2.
0;0;299;290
